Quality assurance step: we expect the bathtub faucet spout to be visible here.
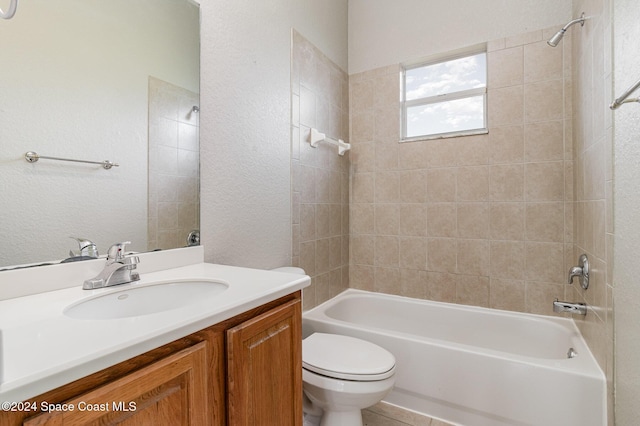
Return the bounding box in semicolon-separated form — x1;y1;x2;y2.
553;299;587;316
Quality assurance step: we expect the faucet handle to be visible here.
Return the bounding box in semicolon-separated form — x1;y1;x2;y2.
567;254;589;289
69;236;99;258
107;241;131;263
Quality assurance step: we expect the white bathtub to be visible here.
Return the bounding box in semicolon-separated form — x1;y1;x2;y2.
302;289;605;426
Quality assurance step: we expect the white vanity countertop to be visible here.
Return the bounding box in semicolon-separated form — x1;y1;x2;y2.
0;261;310;403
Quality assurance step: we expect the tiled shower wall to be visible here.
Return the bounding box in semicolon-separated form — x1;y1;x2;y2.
291;31;350;310
349;28;574;316
570;0;614;422
148;77;200;251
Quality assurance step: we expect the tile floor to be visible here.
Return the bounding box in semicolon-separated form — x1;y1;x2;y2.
362;402;454;426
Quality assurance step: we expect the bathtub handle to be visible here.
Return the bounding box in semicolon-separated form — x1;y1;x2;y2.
568;254;589;289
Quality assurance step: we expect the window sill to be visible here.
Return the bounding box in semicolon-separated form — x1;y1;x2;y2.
400;128;488;143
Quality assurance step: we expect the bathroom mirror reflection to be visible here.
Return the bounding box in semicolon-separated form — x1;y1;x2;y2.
0;0;200;268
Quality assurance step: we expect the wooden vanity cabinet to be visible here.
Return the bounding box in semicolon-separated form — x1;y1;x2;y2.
227;299;302;426
2;291;302;426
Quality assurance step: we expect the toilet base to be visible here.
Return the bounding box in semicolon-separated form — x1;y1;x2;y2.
320;409;363;426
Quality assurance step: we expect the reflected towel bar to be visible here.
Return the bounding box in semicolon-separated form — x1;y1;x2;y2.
610;77;640;109
25;151;119;170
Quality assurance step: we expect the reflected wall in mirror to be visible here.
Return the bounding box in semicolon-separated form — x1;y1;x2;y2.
0;0;200;268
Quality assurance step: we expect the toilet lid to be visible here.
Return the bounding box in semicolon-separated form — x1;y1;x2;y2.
302;333;396;381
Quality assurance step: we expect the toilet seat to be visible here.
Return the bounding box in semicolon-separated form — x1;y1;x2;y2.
302;333;395;381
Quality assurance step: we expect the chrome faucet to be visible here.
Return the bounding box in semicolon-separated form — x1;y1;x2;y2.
69;236;99;259
568;254;589;289
553;299;587;316
83;241;140;290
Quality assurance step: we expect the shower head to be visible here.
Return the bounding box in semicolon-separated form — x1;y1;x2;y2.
547;30;566;47
547;13;585;47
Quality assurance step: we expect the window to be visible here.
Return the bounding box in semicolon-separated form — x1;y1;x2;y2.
401;48;487;141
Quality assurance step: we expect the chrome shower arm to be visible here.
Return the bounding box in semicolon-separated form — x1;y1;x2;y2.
560;13;586;32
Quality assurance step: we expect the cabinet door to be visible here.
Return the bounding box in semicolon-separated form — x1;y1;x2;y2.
23;342;208;426
227;299;302;426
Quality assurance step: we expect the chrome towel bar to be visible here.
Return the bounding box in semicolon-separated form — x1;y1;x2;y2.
610;77;640;109
24;151;119;170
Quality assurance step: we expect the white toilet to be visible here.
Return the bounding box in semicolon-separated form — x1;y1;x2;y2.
302;333;396;426
270;266;396;426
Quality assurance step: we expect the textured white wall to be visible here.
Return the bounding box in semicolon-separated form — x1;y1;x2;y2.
348;0;572;74
613;0;640;421
0;0;198;266
199;0;347;268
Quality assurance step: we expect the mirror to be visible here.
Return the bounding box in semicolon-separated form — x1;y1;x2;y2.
0;0;200;268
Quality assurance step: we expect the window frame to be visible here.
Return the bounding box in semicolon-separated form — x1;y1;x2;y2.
400;46;488;142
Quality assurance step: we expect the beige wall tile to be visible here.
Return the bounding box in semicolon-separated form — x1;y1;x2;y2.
375;106;400;141
457;166;490;201
427;168;457;202
525;161;565;201
375;235;399;267
489;125;524;164
397;202;425;235
351;142;375;172
398;270;426;300
525;202;565;242
350;78;374;113
490;203;525;240
524;120;564;161
490;241;525;279
350;264;374;291
299;85;316;128
329;236;342;270
524;241;564;283
488;46;523;88
300;203;316;241
457;203;490;239
374;73;400;109
351;203;374;234
399;237;427;270
490;164;524;201
424;139;459;168
374;171;400;202
427;238;457;273
426;271;457;303
488;85;524;127
298;164;316;202
350;235;376;264
490;278;526;312
524;79;564;123
398;141;427;170
343;24;575;323
525;281;564;316
316;238;332;274
457;239;490;276
455;134;490;166
399;170;427;203
375;267;400;295
375;204;399;235
352;172;374;203
427;203;457;237
375;142;399;171
292;34;350;310
456;275;490;307
316;203;341;238
299;241;316;277
524;40;563;83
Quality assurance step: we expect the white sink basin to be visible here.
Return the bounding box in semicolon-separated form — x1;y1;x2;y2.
64;280;228;320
